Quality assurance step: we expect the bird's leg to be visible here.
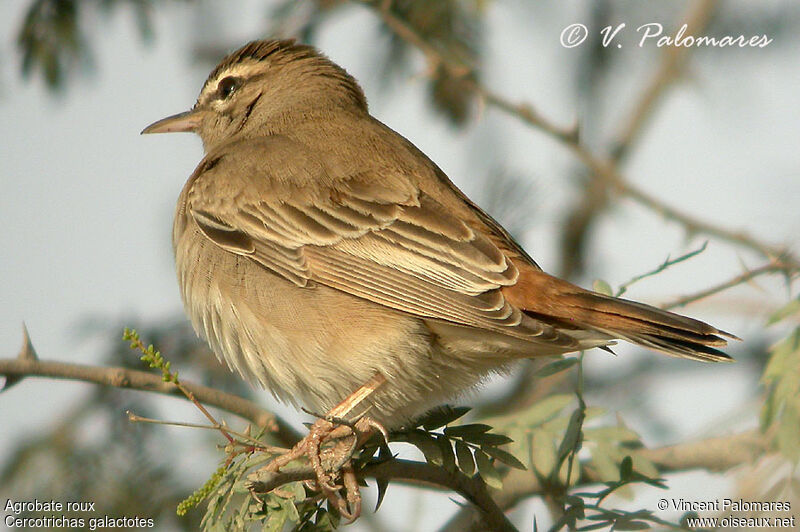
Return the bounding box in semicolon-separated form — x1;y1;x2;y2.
251;373;388;521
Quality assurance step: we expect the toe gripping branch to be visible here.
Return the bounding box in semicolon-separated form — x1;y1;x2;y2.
247;373;388;522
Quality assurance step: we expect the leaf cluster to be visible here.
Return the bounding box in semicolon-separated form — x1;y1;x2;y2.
197;451;340;532
761;299;800;462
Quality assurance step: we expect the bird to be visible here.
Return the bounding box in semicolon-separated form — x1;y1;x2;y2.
142;38;735;517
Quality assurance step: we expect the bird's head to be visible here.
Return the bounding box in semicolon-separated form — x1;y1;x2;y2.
142;39;367;151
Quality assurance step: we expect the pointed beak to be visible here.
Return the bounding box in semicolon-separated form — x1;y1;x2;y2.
141;109;204;135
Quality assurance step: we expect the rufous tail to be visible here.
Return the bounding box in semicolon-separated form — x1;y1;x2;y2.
504;270;738;362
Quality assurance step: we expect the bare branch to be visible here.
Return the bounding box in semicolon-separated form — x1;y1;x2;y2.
364;0;577;142
360;0;799;273
662;261;797;310
251;458;517;531
610;0;720;162
0;354;301;446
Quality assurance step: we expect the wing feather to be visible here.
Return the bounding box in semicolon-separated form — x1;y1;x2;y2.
185;137;567;345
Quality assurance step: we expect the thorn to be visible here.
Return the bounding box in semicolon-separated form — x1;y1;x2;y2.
18;323;39;361
2;324;39;392
599;345;617;356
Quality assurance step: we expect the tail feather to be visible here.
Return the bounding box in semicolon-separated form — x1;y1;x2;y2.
505;270;737;363
566;292;736;362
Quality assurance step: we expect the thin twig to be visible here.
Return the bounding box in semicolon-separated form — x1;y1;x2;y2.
662;261;796;310
617;180;798;269
126;331;237;444
616;242;708;298
126;410;287;452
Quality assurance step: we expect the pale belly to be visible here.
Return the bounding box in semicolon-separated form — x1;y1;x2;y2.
174;225;502;427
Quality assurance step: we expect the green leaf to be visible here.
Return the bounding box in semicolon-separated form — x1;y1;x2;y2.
454;440;475;476
630;455;660;480
761;390;777;431
314;507;339;529
280;497;300;522
550;503;585;531
534;357;578;378
280;481;306;502
611;519;650;530
519;394;574;427
443;423;492;437
475;450;503;489
482;446;526;470
583;425;640;443
437;434;456;471
261;505;288;532
419;405;471;430
557;453;582;486
557;408;585;464
462;432;514;447
593;279;613;296
588;445;620;482
619;456;633;480
578;522;614;531
531;429;557;476
777;403;800;462
767;297;800;326
406;431;443;466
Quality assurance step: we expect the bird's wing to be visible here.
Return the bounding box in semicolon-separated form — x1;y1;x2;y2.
184;136;575;347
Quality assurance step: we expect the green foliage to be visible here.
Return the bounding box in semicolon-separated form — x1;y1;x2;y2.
197;451;323;532
16;0;156;91
767;296;800;326
178;463;228;516
392;405;526;491
17;0;84;89
488;356;675;530
551;458;678;532
124;327;179;384
761;327;800;462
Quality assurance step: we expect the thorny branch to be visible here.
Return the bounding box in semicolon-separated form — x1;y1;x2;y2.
0;327;301;447
0;335;770;531
361;3;797;529
609;0;721;162
363;0;799;274
663;260;798;310
7;2;797;529
441;430;768;532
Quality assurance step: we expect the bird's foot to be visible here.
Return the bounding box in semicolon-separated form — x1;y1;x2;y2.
251;414;386;522
249;373;388;522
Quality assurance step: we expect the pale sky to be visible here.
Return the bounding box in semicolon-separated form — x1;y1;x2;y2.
2;1;799;530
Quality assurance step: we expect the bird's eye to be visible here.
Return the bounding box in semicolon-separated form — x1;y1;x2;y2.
217;76;240;100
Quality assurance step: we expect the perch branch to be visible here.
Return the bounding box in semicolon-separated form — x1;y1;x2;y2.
0;330;301;446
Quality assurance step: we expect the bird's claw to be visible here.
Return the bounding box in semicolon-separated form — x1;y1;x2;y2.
250;413;388;522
